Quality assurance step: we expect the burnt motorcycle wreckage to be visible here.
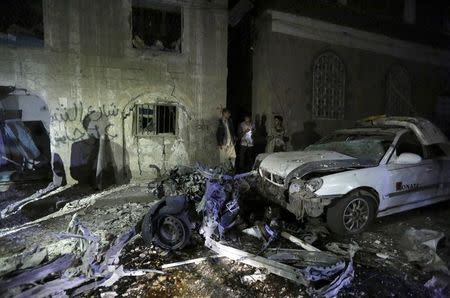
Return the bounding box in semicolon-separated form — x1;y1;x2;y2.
140;166;357;297
141;166;252;250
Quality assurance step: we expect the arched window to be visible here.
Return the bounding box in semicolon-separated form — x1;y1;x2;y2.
385;65;413;116
312;52;345;119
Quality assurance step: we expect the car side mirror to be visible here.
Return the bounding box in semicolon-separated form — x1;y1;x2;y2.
395;153;422;164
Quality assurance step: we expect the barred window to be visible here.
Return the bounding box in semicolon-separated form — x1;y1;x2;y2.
131;0;182;53
0;0;44;47
312;52;345;119
385;65;413;116
135;104;177;136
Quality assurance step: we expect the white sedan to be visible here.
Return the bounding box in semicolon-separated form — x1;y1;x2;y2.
254;117;450;235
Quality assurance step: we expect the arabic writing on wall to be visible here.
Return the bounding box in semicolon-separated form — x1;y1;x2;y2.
51;102;120;145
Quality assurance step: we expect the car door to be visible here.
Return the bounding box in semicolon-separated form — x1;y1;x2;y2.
383;131;440;211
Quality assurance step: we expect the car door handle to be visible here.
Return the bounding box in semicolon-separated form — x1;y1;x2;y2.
425;167;433;172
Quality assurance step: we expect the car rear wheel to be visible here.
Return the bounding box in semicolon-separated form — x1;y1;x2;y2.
326;191;376;235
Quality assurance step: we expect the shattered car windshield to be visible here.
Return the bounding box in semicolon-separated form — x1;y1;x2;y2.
305;132;395;162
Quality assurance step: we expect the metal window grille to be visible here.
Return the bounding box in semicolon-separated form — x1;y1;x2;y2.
156;105;176;134
385;65;413;116
135;104;176;136
312;52;345;119
0;0;44;47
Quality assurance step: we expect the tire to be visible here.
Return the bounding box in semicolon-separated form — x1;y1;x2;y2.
141;208;191;250
326;191;376;235
156;215;190;250
141;210;156;246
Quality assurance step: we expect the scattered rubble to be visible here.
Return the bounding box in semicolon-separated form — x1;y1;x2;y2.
401;228;448;274
0;182;68;219
0;184;134;237
240;269;267;285
147;166;206;201
0;214;163;297
1;164;449;297
424;274;450;298
161;255;224;269
142;166;359;297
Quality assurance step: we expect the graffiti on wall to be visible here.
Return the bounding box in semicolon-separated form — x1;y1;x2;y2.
50;102;119;145
50;101;130;189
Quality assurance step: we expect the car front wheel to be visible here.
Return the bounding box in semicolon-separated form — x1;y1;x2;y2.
326;191;376;235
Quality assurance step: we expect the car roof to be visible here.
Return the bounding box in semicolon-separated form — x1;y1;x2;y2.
335;126;405;135
357;116;448;145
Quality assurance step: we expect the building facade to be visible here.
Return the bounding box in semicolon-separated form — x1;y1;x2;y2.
0;0;228;186
252;0;450;150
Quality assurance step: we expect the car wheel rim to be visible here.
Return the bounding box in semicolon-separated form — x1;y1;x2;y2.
157;215;185;248
343;198;369;232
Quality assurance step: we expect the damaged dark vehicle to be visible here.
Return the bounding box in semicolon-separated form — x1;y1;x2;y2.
0;119;52;192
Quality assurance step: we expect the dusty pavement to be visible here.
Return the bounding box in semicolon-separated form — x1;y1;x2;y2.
0;183;449;297
91;199;450;298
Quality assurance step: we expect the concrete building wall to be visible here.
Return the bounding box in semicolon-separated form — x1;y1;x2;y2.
0;0;228;184
253;11;450;148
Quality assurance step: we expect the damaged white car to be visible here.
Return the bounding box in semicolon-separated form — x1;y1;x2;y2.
255;117;450;235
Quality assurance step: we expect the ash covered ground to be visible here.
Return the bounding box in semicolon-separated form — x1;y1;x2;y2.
0;179;449;297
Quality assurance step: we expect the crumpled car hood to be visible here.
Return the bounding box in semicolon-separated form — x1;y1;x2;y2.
259;150;369;178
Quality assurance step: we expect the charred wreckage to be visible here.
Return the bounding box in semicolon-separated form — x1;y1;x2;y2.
138;116;450;296
141;165;357;297
1;116;449;297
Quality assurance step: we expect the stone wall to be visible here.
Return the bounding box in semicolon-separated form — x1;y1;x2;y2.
0;0;228;184
252;11;450;148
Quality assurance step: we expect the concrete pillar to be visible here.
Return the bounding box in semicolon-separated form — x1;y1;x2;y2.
403;0;416;25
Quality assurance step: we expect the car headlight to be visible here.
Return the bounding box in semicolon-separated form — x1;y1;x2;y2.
289;180;304;193
305;178;323;192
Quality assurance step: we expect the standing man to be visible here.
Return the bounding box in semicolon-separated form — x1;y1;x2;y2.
267;115;287;153
216;108;236;171
238;115;255;172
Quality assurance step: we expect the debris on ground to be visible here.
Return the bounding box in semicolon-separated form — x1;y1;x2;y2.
240;269;267;285
2;164;449;297
0;182;68;219
401;227;449;273
147;166;206;201
161;254;224;269
143;166;358;296
424;274;450;298
265;248;343;267
376;252;390;259
0;214;163;297
280;231;321;252
0;184;134;238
